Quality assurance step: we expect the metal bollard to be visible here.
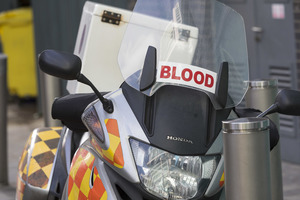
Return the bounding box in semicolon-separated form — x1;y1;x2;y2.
39;69;61;127
244;80;283;200
244;80;279;125
0;54;8;185
223;117;271;200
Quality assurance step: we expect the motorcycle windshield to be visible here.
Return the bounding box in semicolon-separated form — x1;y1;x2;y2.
118;0;249;109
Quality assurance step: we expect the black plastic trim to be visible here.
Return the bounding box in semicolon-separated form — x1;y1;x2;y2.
140;46;157;91
215;62;228;108
51;93;98;132
121;82;231;155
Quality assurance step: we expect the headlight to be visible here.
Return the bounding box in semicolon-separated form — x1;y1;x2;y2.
130;139;220;200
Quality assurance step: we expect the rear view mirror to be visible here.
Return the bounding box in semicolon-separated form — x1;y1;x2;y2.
275;89;300;116
38;49;114;113
258;89;300;117
39;49;82;80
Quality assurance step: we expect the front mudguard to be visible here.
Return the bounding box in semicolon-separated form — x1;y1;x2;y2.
62;142;115;200
16;127;63;200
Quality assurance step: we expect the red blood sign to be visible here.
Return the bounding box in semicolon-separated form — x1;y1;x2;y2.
160;65;214;88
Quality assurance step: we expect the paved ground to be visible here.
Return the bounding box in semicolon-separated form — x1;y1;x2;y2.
0;101;44;200
1;101;300;199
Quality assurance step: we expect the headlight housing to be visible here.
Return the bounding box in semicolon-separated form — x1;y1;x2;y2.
130;139;220;200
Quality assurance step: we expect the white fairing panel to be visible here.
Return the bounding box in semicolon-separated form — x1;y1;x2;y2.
83;88;150;183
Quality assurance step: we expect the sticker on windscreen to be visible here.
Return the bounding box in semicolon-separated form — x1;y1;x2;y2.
156;62;217;94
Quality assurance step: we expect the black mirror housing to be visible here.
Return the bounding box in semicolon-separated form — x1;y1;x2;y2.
275;89;300;116
258;89;300;118
39;49;82;80
39;49;114;113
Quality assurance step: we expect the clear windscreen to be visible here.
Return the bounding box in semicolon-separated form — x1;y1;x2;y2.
118;0;249;109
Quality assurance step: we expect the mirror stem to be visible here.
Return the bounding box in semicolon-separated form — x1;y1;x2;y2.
77;74;114;113
257;103;278;118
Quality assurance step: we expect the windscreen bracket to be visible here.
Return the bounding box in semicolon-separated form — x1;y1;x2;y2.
140;46;157;91
215;62;229;108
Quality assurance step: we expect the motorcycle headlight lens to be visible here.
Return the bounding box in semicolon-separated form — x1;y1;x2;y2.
130;139;220;200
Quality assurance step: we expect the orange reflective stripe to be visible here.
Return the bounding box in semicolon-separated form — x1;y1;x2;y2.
91;119;124;168
220;172;225;187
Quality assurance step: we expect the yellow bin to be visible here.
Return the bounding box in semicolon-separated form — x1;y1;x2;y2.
0;8;37;97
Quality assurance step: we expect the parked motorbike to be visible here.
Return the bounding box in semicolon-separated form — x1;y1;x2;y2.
15;0;300;199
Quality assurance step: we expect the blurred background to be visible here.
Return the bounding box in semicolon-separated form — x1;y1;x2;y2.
0;0;300;199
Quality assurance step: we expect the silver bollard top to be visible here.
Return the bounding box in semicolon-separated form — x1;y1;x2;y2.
222;117;269;133
244;79;278;89
0;53;7;58
0;54;7;74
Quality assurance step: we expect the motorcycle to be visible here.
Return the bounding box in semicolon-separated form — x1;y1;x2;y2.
15;0;300;199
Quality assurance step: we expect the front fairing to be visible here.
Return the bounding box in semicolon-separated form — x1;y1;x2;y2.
77;1;249;199
80;88;228;199
118;0;249;109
